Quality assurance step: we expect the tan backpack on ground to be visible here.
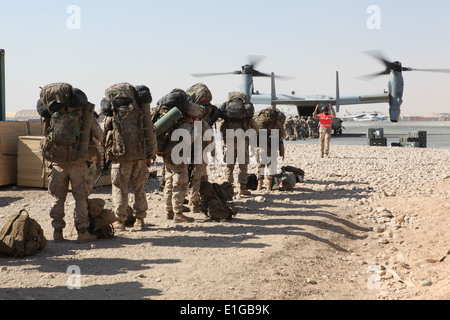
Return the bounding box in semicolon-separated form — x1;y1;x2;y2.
0;210;47;258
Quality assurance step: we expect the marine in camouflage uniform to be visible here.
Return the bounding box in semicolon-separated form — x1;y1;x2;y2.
293;115;302;140
284;116;296;141
103;83;156;231
307;116;316;138
38;83;100;243
163;104;204;222
220;118;258;196
104;117;151;231
255;106;286;191
185;84;219;213
219;92;256;196
189;120;211;213
47;111;102;242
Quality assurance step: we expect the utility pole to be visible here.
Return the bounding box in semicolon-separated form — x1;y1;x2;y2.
0;49;5;121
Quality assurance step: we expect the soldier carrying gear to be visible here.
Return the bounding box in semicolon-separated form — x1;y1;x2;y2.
185;83;219;213
103;83;156;231
162;101;204;223
37;83;100;243
219;92;256;196
254;106;286;191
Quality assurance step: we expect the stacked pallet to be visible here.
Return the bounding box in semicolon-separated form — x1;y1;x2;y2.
0;121;35;186
0;120;111;188
17;136;111;189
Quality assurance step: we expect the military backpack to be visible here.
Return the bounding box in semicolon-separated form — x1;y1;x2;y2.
221;91;255;122
272;172;297;191
0;210;47;258
255;108;286;130
104;83;148;161
39;83;94;163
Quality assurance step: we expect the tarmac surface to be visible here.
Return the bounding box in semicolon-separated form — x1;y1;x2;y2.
287;121;450;149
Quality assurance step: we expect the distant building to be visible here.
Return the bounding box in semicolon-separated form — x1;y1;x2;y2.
11;110;40;121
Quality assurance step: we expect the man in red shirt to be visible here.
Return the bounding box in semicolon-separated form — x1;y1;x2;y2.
313;104;336;158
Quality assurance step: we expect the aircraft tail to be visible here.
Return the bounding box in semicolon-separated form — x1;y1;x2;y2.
336;71;340;113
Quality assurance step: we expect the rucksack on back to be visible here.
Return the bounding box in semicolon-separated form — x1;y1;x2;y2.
0;210;47;258
40;83;73;113
152;89;191;155
255;108;286;130
186;83;212;106
105;83;147;161
221;91;255;121
40;83;94;163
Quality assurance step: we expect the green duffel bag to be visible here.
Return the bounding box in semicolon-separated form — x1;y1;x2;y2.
272;172;297;191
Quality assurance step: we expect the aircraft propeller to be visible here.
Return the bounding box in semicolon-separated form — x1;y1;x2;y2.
191;55;293;80
360;50;450;80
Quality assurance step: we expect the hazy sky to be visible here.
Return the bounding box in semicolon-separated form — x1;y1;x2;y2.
1;0;450;116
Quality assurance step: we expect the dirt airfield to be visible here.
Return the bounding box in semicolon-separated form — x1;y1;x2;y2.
0;143;449;301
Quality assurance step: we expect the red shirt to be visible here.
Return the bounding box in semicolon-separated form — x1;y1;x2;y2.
319;113;333;128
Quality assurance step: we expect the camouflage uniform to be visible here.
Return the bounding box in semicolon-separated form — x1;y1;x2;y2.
283;117;292;141
307;116;316;138
104;116;150;228
189;120;211;212
163;117;199;222
256;107;286;190
110;160;149;222
300;117;308;139
49;160;94;232
221;119;257;195
49;119;103;240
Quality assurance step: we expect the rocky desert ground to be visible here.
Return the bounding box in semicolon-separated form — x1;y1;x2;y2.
0;143;449;301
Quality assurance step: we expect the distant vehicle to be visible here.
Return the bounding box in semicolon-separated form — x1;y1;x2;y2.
332;118;344;136
341;110;388;122
353;111;388;122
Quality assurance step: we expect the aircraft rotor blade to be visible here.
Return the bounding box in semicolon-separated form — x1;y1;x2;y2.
407;68;450;73
191;71;241;77
364;50;394;68
358;70;390;80
247;55;266;69
252;70;272;78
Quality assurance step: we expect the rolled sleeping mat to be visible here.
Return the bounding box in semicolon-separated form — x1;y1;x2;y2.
154;107;183;137
141;101;156;157
79;102;95;157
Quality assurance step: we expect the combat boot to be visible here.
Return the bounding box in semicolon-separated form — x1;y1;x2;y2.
239;188;251;196
267;176;274;191
77;228;97;243
257;178;264;191
113;220;126;232
190;200;201;214
133;218;146;231
166;210;175;220
173;213;195;223
53;228;64;242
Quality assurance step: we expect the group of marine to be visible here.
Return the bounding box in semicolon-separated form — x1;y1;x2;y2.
284;115;320;141
35;82;316;244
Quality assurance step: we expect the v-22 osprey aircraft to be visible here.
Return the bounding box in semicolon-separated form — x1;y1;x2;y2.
192;52;450;123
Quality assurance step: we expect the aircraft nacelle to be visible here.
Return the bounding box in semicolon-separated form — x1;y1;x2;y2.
388;70;404;122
